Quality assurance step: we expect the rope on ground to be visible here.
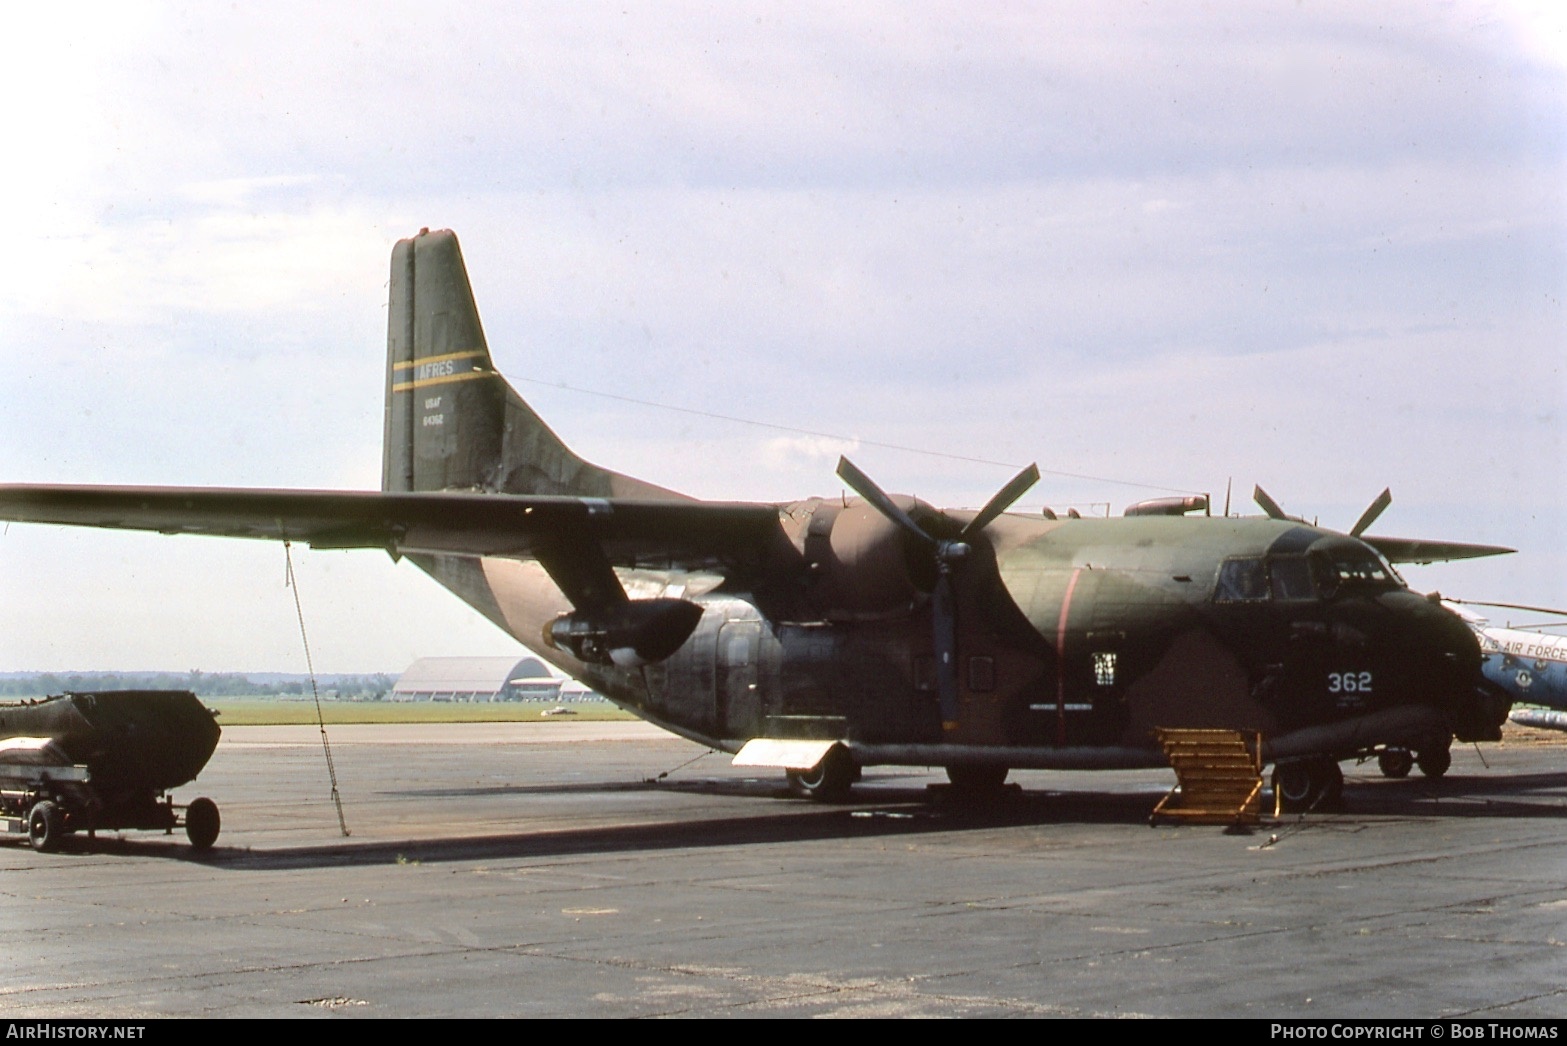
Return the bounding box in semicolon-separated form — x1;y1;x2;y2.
283;539;350;838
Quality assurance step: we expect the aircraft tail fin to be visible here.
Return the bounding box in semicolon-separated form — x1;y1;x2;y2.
382;229;681;499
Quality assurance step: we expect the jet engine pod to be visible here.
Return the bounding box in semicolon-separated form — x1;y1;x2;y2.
545;598;705;668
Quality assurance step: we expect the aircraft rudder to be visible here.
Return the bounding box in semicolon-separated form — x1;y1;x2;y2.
383;229;508;493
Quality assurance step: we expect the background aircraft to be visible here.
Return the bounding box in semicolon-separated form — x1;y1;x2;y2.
0;230;1516;813
1444;602;1567;733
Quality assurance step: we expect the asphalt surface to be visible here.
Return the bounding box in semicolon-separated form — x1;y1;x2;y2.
3;721;1567;1018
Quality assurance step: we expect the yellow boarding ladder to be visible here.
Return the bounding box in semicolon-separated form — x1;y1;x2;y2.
1149;728;1264;827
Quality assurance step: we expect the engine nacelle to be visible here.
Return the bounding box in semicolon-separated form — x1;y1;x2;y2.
544;598;705;668
787;498;937;621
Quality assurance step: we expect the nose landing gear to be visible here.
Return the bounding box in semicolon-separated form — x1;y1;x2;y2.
1377;748;1414;778
1375;742;1450;780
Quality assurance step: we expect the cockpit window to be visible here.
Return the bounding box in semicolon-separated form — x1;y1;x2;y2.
1315;550;1397;592
1214;550;1403;604
1268;556;1315;601
1215;557;1267;602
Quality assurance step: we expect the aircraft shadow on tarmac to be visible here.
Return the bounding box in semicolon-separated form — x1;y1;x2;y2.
204;792;1170;872
10;769;1567;867
1342;769;1567;818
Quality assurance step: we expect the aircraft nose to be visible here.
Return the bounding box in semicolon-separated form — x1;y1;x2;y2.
1399;594;1505;741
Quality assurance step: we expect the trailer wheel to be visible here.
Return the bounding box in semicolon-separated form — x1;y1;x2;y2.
185;798;220;851
28;801;62;853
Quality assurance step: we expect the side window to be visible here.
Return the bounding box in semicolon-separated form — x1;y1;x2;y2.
1215;557;1267;602
1269;556;1316;600
1092;652;1117;687
1309;551;1340;598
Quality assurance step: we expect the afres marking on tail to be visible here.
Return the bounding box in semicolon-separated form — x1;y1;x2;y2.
390;350;492;392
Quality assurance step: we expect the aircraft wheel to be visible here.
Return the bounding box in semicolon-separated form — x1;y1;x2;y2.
1416;745;1452;779
28;800;62;853
1377;748;1413;779
787;746;855;802
1272;758;1343;814
1321;760;1345;807
946;764;1009;798
185;797;221;851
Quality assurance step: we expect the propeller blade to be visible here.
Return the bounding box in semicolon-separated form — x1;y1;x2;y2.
960;463;1041;539
1253;485;1287;521
931;570;960;730
837;456;1031;732
836;457;936;549
1350;488;1393;537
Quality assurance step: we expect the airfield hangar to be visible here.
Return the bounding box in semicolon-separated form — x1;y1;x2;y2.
390;656;569;703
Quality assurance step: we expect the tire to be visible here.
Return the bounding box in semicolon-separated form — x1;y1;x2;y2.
1272;758;1343;814
1320;760;1344;808
28;801;62;853
185;797;221;850
787;746;855;802
1377;748;1413;779
946;764;1009;797
1416;745;1452;779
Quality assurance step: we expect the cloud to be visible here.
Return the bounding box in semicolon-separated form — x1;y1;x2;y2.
761;435;861;470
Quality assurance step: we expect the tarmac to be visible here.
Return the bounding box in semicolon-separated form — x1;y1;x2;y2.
3;720;1567;1018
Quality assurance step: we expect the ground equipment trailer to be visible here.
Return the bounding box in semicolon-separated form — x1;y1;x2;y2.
0;690;222;852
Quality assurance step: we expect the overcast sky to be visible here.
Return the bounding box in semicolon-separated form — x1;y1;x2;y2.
0;2;1562;672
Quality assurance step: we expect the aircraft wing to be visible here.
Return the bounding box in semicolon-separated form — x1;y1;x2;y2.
1361;535;1515;565
0;484;785;576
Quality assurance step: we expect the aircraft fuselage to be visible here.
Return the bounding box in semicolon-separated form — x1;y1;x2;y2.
417;507;1490;768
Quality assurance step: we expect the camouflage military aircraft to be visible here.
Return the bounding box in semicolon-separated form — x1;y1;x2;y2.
0;229;1515;813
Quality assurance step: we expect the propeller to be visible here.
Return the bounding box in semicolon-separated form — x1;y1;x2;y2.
836;457;1040;731
1349;488;1392;537
1252;485;1290;522
1252;485;1392;537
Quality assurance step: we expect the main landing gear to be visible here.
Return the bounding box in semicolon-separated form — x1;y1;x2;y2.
1271;757;1343;814
786;746;859;802
945;764;1010;799
1275;738;1456;814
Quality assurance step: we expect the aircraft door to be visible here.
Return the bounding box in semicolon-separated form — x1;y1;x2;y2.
1264;553;1338;730
716;620;765;739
